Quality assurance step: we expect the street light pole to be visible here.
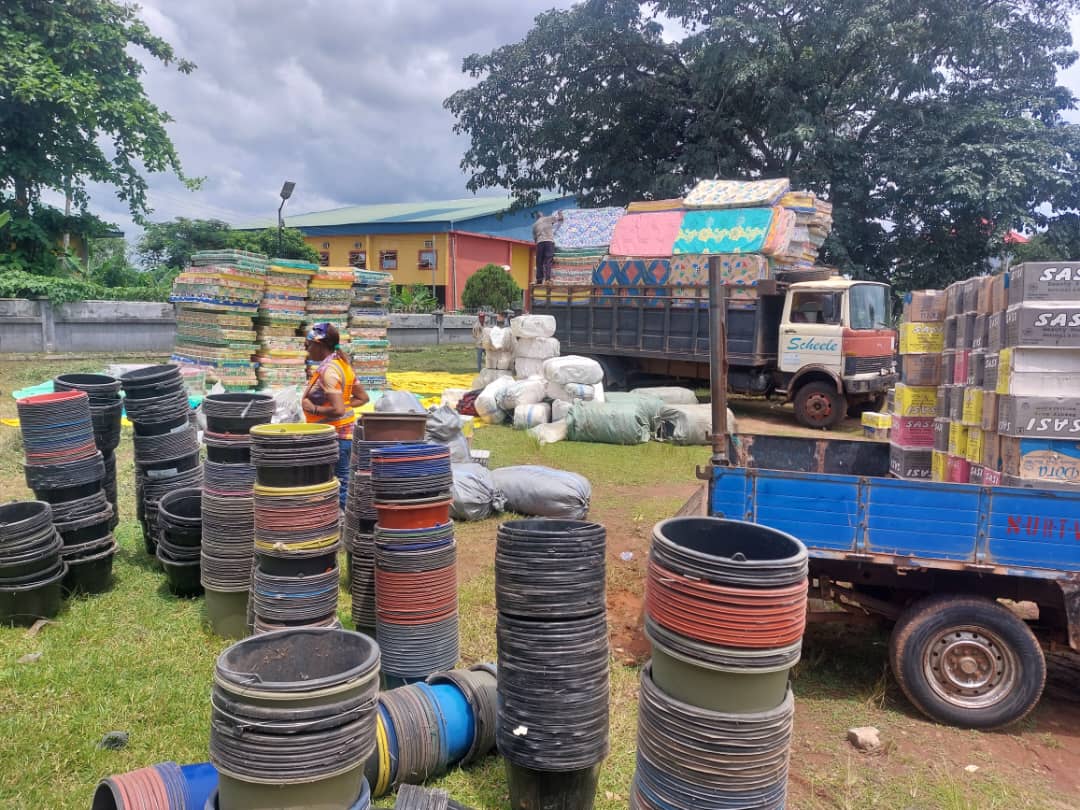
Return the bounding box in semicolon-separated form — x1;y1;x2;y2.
277;181;296;258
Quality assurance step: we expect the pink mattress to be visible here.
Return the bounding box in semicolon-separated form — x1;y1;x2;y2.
608;210;683;258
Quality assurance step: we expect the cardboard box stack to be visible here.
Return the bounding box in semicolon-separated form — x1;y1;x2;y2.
170;249;268;391
254;259;317;388
993;262;1080;489
889;290;946;479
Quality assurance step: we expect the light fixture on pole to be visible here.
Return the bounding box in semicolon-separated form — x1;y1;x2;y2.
277;181;296;258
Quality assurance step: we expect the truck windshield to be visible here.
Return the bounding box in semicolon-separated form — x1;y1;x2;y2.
848;284;890;330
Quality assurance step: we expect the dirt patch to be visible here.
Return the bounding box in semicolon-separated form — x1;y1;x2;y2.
594;482;698;665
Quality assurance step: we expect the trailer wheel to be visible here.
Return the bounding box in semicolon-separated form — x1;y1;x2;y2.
889;594;1045;729
793;381;844;429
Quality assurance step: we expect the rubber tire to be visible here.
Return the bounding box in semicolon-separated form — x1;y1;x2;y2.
889;594;1045;730
793;381;845;429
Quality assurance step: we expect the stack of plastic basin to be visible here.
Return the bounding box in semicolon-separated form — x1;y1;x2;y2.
346;425;402;635
157;488;203;597
631;516;809;810
365;663;498;798
16;390;115;597
92;761;218;810
52;373;123;527
121;365;201;556
393;784;475;809
199;393;275;638
250;423;342;633
0;502;66;626
371;441;457;686
495;519;609;809
209;628;380;809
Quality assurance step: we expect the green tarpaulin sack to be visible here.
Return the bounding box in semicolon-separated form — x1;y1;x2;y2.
566;400;651;445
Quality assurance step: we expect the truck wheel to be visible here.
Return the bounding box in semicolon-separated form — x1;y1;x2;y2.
889;594;1045;730
793;382;844;429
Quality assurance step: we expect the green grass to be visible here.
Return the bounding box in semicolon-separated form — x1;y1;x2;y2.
0;350;1069;809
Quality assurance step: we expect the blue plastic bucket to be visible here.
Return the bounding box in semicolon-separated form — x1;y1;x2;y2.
427;683;474;766
180;762;218;810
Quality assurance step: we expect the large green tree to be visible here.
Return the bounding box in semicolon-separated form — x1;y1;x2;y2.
446;0;1080;290
0;0;195;217
136;218;320;270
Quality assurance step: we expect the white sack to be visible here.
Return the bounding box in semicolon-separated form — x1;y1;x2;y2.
530;420;568;446
543;355;604;386
514;358;545;379
500;378;547;410
630;386;699;405
515;337;561;360
513;402;551;430
510;314;557;339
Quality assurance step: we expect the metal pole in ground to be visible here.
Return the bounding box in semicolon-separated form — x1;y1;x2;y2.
708;255;729;468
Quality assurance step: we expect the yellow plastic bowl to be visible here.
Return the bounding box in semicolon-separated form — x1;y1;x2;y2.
250;423;337;439
253;479;341;497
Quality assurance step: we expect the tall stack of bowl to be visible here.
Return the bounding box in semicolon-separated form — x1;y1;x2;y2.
16;391;115;596
370;431;458;687
52;373;123;528
157;488;203;597
200;393;276;637
209;628;379;809
0;502;66;625
346;426;400;636
631;517;809;810
250;423;342;633
495;519;609;809
120;365;201;556
364;663;498;798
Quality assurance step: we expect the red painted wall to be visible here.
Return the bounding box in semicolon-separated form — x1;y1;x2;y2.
449;233;513;309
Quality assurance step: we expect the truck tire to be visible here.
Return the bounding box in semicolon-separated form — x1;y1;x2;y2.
793;381;844;429
889;594;1045;730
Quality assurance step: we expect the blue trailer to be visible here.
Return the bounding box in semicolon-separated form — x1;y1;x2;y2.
706;434;1080;729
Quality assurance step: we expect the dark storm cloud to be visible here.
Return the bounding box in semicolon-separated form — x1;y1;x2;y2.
86;0;576;236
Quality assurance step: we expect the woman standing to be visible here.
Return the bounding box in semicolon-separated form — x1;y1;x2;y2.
302;322;369;507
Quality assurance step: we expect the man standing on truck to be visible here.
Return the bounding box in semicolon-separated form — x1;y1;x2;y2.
532;210;562;284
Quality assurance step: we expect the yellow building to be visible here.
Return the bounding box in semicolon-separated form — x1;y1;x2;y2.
283;195;574;309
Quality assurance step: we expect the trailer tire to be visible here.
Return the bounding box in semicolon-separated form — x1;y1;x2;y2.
793;381;844;429
889;594;1045;730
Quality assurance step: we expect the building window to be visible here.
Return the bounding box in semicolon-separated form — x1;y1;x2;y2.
348;250;367;269
380;250;398;271
423;239;434;249
418;249;437;269
318;251;330;267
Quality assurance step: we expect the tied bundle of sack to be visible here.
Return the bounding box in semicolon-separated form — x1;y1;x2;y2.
449;464;591;521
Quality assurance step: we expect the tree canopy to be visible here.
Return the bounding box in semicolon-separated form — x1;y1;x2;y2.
136;218;320;270
0;0;195;218
462;264;523;311
446;0;1080;290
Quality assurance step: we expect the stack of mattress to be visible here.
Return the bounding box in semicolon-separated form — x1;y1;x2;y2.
254;259;317;389
170;249;268;390
349;269;392;390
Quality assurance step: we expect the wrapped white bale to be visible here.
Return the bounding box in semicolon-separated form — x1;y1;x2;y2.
516;336;560;359
551;399;572;422
511;314;557;339
654;404;738;446
543;355;604;386
484;349;514;371
376;390;426;413
630;386;699;405
482;326;516;352
475;377;514;425
491;465;590;519
530;419;568;446
546;381;595;402
514;357;545;380
473;369;512;389
500;377;546;410
513;402;551;430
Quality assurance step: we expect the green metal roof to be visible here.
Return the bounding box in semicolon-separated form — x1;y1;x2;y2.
248;193;568;229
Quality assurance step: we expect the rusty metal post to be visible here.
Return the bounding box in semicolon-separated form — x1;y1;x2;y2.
708;255;729;467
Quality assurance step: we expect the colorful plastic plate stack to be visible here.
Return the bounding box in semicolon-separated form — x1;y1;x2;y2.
16;390;115;600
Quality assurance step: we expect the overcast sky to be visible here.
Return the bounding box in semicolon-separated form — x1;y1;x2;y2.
79;3;1080;240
